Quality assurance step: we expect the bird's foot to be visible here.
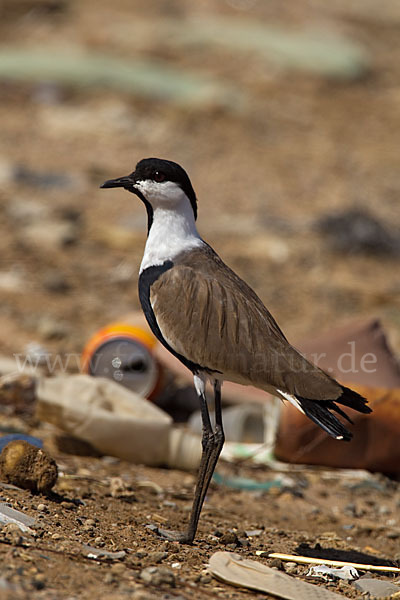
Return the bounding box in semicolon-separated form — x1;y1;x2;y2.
155;527;194;544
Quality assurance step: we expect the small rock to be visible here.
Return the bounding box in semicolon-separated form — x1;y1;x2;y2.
147;551;168;564
0;440;58;493
353;577;400;598
284;562;298;575
1;523;24;545
37;504;46;512
269;558;284;570
85;519;96;527
83;544;126;560
238;537;250;547
140;566;175;587
220;531;238;546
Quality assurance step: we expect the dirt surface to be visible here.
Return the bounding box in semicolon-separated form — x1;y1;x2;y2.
1;444;400;599
1;0;400;598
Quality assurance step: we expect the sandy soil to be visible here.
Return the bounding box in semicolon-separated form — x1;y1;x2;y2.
1;447;400;599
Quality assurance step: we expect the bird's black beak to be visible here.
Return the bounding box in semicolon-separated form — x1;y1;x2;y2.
100;174;136;189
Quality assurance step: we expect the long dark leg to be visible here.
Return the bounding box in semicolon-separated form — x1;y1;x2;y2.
157;376;225;544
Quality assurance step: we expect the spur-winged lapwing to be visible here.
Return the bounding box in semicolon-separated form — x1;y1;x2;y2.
101;158;371;544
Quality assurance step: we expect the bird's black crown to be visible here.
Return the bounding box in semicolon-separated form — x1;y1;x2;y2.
135;158;198;220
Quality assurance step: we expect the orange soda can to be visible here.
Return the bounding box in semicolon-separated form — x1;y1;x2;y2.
81;321;163;401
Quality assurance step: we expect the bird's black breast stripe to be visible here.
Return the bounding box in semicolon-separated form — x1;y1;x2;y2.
138;261;207;374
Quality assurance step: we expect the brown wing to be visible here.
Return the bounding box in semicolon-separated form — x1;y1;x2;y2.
150;246;342;401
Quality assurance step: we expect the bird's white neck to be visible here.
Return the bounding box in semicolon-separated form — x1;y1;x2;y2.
140;199;203;273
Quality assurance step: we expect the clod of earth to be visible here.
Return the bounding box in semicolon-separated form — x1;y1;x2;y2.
0;440;58;493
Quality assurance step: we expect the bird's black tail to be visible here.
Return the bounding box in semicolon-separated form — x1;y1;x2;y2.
296;385;371;441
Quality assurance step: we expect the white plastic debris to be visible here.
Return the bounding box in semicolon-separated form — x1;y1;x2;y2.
37;374;202;470
307;565;359;581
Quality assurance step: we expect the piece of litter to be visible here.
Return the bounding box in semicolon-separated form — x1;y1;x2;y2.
245;529;263;537
208;551;343;599
212;472;282;491
268;552;400;574
82;544;126;560
0;434;43;452
307;565;359;581
0;503;35;533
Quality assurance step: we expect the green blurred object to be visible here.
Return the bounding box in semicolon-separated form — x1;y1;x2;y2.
213;471;282;491
175;17;369;80
0;48;246;110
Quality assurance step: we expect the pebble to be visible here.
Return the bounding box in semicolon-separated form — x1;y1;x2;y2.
37;504;46;512
269;558;284;570
220;531;238;545
2;523;24;545
353;577;400;598
85;519;96;527
284;562;298;575
238;537;250;547
140;566;175;587
147;551;168;563
226;543;237;551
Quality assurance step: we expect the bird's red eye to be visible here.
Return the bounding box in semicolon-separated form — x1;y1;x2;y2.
154;171;166;183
